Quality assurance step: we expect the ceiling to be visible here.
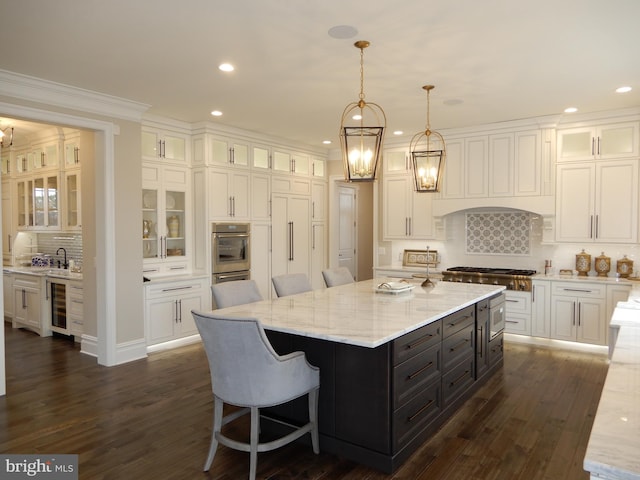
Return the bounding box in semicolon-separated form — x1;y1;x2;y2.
1;0;640;149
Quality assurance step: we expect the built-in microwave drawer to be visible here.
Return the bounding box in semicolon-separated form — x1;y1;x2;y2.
393;319;441;366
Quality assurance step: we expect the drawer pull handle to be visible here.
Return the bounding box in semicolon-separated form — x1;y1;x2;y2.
450;370;470;387
449;338;470;352
407;399;435;422
161;285;194;293
407;361;434;380
448;314;472;328
506;299;519;303
562;288;593;293
406;334;434;350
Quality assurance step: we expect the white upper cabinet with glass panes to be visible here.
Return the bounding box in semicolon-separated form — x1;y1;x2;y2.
209;136;250;168
142;127;188;164
557;121;639;162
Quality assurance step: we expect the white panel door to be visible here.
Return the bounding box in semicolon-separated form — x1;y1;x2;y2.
338;186;356;279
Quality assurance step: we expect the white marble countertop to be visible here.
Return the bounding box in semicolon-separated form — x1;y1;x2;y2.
3;265;83;281
213;278;504;348
533;273;634;286
584;283;640;480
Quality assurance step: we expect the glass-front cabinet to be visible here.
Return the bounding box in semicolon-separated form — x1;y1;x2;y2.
65;171;81;230
142;184;188;275
15;174;59;230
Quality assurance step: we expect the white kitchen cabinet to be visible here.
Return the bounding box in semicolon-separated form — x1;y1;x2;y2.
1;149;10;175
250;173;271;221
67;281;84;338
210;136;249;168
440;138;464;199
488;133;514;197
273;149;309;176
311;180;326;222
382;175;433;240
311;222;326;290
271;193;310;286
2;180;14;264
557;122;639;162
464;136;489;198
64;170;81;230
14;173;60;231
142;127;188;164
383;148;411;175
3;271;13;319
12;273;48;336
504;290;531;335
250;222;272;300
209;168;250;220
311;156;325;178
144;277;208;345
550;281;606;345
531;279;551;338
142;163;190;276
555;159;638;243
252;144;271;170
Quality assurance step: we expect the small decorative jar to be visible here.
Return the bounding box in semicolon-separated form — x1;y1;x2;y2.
142;219;151;239
616;255;633;278
168;215;180;238
575;249;591;276
594;252;611;277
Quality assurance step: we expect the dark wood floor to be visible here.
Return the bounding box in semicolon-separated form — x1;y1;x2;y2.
0;323;609;480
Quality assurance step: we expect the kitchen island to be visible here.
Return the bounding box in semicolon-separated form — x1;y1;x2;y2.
212;278;505;472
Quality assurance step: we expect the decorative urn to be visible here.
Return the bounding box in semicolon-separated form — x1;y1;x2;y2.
616;255;633;278
594;252;611;277
575;249;591;276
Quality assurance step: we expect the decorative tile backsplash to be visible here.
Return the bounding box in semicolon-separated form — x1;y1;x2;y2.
466;212;531;255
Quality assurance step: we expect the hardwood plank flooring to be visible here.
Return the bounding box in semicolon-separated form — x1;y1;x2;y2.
0;324;608;479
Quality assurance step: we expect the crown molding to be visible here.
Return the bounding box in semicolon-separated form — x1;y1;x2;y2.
0;69;150;122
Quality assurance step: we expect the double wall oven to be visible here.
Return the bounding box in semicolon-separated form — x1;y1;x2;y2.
211;223;250;284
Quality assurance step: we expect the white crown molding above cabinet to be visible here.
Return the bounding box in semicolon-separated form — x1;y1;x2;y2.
0;69;150;122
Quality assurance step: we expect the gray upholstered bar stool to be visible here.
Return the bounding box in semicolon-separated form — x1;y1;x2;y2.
211;279;263;309
271;272;312;297
192;311;320;480
321;267;354;287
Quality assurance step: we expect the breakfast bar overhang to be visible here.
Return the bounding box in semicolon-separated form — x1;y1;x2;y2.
213;279;506;473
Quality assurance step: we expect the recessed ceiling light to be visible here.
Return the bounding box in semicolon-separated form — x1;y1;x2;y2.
211;110;223;117
218;63;234;72
328;25;358;39
393;130;403;135
616;86;632;93
564;107;578;113
322;140;332;145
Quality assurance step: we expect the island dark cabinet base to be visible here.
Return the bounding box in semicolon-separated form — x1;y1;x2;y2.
263;299;503;473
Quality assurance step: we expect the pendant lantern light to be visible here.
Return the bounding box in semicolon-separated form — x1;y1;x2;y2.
410;85;446;192
339;40;386;182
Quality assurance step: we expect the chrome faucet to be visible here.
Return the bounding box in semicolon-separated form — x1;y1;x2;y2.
56;247;68;269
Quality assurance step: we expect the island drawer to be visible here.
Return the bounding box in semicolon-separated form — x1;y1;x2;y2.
442;323;475;371
488;333;504;367
442;305;475;338
393;319;441;366
393;344;441;407
393;378;442;451
442;355;475;407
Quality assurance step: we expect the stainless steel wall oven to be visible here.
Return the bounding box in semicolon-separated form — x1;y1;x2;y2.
211;223;250;283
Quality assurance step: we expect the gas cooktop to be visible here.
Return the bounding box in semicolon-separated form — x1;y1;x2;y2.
445;267;537;276
441;267;537;291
